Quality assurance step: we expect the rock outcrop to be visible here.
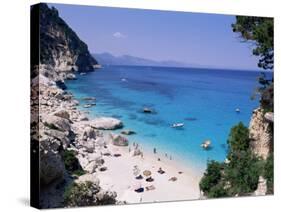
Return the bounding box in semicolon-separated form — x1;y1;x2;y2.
254;176;267;196
39;3;98;73
249;108;273;159
31;3;119;208
90;117;123;130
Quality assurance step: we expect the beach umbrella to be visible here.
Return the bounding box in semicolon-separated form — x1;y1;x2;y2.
143;170;152;177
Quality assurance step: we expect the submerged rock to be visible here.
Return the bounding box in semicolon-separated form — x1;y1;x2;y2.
121;130;136;135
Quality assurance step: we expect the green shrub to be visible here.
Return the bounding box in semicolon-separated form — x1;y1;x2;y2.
225;150;260;195
227;122;250;154
64;181;100;207
208;183;229;198
63;150;83;174
199;160;224;195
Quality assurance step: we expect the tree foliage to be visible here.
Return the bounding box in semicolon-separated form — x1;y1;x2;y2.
227;122;250;155
232;16;273;70
63;150;84;175
199;123;262;198
64;181;116;207
64;181;100;207
225;150;260;195
199;160;223;194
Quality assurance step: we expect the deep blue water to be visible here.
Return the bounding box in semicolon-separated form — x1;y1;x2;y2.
65;65;269;171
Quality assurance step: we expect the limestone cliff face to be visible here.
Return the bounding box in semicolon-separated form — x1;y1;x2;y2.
249;108;273;159
39;3;98;73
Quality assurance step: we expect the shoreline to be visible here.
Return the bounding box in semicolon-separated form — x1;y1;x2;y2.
63;78;204;203
93;132;202;203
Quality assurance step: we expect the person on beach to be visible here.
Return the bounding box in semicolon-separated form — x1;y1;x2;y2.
153;148;157;154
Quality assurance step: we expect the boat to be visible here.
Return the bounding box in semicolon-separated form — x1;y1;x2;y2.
171;123;184;128
80;72;86;76
143;107;153;113
235;108;240;113
201;140;211;149
121;78;127;82
83;103;96;108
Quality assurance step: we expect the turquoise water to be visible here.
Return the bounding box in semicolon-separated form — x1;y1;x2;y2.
66;65;265;171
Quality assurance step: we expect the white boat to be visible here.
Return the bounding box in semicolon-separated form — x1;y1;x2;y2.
171;123;184;128
235;108;240;113
201;140;211;149
121;78;127;82
80;72;86;76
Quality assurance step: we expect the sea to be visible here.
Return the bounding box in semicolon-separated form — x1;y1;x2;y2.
65;65;271;172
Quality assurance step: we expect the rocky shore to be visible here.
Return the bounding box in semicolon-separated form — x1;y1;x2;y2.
31;4;202;208
32;66;126;207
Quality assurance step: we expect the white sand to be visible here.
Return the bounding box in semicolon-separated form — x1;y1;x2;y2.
94;143;202;204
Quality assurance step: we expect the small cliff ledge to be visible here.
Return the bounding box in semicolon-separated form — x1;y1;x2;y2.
249;108;273;160
39;3;98;73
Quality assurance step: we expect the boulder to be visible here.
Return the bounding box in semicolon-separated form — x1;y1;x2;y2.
44;129;70;148
66;73;77;80
40;150;64;185
83;139;95;153
82;126;96;141
110;134;129;146
39;137;65;185
264;112;274;123
43;115;71;132
53;109;70;120
90;117;123;130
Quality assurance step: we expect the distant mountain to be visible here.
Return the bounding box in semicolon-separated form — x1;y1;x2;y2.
92;52;188;68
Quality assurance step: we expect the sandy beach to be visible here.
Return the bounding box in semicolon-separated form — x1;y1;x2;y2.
92;134;202;203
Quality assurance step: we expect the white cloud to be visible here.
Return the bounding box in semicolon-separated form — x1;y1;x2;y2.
113;32;126;38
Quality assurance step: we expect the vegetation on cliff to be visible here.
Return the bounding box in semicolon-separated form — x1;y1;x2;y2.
200;16;274;198
63;150;86;176
64;181;116;207
200;123;261;197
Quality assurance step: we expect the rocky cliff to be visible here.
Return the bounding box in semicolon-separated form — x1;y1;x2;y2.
31;4;117;208
39;3;98;74
249;108;273;160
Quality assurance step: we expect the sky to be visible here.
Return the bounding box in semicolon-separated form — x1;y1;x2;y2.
48;3;261;70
